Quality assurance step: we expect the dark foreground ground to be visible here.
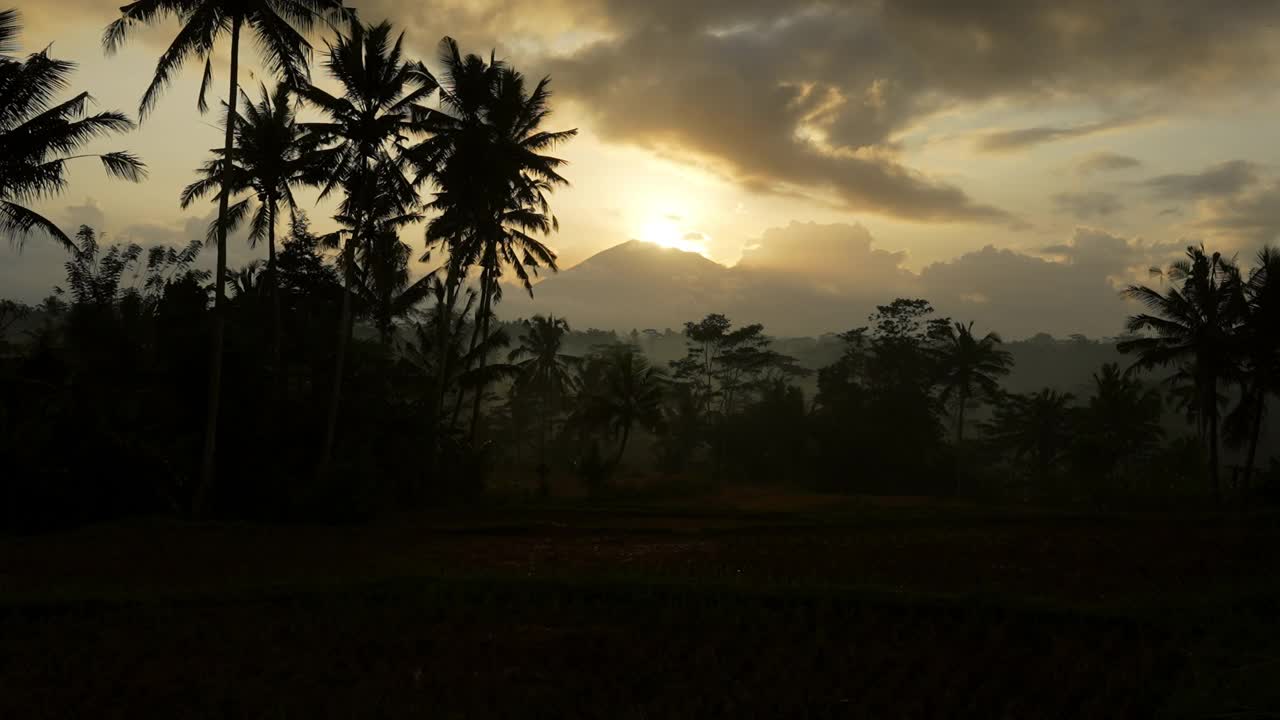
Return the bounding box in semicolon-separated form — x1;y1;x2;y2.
2;489;1279;718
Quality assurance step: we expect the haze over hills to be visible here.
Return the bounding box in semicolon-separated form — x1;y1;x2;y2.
500;222;1153;339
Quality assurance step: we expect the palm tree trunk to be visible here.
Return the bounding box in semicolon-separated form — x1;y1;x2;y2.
321;232;357;471
267;200;282;399
955;387;968;445
1209;379;1221;503
194;14;241;518
468;273;494;441
433;272;459;423
613;420;632;469
450;276;487;429
1244;388;1265;492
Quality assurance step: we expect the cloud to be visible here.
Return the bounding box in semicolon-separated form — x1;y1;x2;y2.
1051;191;1124;219
1135;160;1280;248
1076;152;1142;176
531;1;1280;220
735;221;916;286
977;118;1144;153
1142;160;1261;200
548;19;1008;222
1195;179;1280;246
63;198;107;231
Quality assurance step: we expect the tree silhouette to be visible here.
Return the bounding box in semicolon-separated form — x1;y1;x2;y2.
0;9;144;249
295;18;438;469
1119;245;1244;499
931;321;1013;444
578;344;666;470
417;38;576;440
984;389;1076;486
1232;247;1280;487
182;83;318;374
1075;363;1163;487
508;315;580;473
104;0;343;513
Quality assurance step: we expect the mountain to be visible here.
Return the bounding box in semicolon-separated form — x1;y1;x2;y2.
501;238;887;335
498;227;1139;339
500;240;738;332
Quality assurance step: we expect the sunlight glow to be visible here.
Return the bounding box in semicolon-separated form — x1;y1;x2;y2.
637;216;710;256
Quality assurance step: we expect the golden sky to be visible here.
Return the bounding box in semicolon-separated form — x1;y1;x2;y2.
6;0;1280;336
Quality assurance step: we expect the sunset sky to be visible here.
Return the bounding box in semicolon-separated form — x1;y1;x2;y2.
6;1;1280;336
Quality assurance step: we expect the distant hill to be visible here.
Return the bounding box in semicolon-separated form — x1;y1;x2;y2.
500;240;733;332
498;237;1134;340
500;239;896;336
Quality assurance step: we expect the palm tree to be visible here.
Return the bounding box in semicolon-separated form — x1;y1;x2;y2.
227;259;265;299
1076;363;1164;483
931;321;1013;444
1233;247;1280;488
417;39;577;439
508;315;580;466
1119;245;1245;499
294;18;438;468
348;222;433;349
103;0;344;512
0;9;145;248
181;83;317;373
579;345;666;469
984;388;1076;483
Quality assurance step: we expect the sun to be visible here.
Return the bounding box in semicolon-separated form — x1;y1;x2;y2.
636;216;709;256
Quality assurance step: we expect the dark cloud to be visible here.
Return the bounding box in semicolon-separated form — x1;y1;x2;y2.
1051;191;1124;220
1076;152;1143;176
529;1;1280;220
1195;179;1280;246
978;118;1143;153
1142;160;1261;200
548;18;1006;222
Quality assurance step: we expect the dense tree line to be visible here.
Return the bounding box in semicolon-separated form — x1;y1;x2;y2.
2;8;1279;530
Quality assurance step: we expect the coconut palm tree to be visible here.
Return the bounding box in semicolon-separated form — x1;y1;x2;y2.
1076;363;1164;483
1119;245;1245;499
508;315;580;464
0;9;145;249
984;388;1076;483
294;18;438;468
103;0;344;512
1232;247;1280;488
931;321;1013;444
347;222;434;349
181;83;318;372
578;345;666;469
416;39;577;439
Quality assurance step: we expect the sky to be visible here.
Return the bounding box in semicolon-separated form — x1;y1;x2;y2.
6;0;1280;337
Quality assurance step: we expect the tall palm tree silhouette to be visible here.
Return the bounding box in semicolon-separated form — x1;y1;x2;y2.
1120;245;1244;499
182;84;318;373
0;9;145;248
103;0;344;513
931;321;1012;444
418;39;576;440
295;18;438;468
1233;247;1280;487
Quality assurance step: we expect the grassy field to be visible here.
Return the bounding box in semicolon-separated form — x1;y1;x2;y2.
2;489;1278;717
